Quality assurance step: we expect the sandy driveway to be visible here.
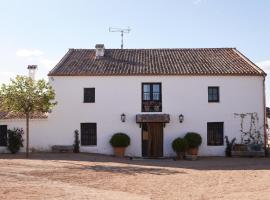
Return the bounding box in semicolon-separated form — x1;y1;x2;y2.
0;153;269;200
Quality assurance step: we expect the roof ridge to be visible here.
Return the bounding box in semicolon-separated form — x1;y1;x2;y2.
70;47;235;51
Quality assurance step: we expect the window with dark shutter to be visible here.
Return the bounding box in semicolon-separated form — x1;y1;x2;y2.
207;122;224;146
84;88;95;103
208;87;219;102
81;123;97;146
0;125;7;146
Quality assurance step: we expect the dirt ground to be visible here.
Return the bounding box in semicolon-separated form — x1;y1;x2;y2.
0;153;270;200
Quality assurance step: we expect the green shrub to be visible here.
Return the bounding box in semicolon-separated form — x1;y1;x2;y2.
110;133;130;147
184;132;202;148
172;138;188;153
7;128;24;154
73;130;80;153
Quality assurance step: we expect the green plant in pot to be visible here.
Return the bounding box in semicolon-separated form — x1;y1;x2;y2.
110;133;130;157
172;137;188;160
184;132;202;156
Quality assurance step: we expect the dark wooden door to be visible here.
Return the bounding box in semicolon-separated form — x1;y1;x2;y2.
142;123;163;157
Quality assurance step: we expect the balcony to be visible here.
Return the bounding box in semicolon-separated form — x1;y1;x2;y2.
142;101;162;112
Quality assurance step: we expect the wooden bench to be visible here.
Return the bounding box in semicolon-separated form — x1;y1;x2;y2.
231;150;265;157
52;145;73;153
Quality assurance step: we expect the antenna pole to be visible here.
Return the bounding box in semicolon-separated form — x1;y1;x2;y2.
121;31;124;49
109;27;131;49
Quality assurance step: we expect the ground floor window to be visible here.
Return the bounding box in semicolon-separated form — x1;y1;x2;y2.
80;123;97;146
207;122;224;146
0;125;7;146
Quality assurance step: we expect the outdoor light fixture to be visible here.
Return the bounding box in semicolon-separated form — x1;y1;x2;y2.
121;113;126;122
179;114;184;123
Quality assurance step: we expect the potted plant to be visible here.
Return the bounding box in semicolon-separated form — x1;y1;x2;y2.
172;137;188;160
184;132;202;156
110;133;130;157
224;136;236;157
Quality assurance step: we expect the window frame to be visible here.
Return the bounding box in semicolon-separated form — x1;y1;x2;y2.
84;88;95;103
0;125;7;146
141;82;162;112
208;86;220;103
80;123;97;146
207;122;224;146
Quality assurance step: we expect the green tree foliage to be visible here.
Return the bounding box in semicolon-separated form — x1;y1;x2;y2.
0;76;56;157
7;128;24;154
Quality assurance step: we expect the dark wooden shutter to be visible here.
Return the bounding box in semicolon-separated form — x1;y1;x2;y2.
81;123;97;145
207;122;224;146
84;88;95;103
0;125;7;146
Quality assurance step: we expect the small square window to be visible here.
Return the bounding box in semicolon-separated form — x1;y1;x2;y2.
84;88;95;103
208;87;219;102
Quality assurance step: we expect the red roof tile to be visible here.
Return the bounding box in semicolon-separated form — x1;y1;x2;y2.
48;48;266;76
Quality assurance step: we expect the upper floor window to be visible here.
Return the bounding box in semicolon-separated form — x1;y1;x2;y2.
207;122;224;146
0;125;7;146
142;83;162;112
84;88;95;103
208;87;219;102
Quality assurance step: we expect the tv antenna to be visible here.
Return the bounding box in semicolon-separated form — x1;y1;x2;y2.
109;27;131;49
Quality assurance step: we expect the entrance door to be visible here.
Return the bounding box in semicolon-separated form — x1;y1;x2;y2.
142;123;163;157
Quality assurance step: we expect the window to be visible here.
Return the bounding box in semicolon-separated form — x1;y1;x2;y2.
142;83;162;112
207;122;224;146
0;125;7;146
84;88;95;103
81;123;97;146
208;87;219;102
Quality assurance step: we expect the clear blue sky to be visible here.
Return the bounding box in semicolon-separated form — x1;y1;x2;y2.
0;0;269;105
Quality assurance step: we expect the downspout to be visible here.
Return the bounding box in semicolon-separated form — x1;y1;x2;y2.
262;76;268;155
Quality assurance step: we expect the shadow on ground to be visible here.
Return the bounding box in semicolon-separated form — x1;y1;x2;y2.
0;152;270;171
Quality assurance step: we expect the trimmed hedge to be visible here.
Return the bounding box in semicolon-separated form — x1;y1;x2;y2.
184;132;202;148
172;137;188;153
110;133;130;147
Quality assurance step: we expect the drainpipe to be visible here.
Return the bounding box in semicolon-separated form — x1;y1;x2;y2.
262;76;268;156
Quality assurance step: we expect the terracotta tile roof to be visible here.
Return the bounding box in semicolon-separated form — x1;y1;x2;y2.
48;48;266;76
0;111;48;120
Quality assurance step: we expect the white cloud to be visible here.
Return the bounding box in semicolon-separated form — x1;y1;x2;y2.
16;49;44;57
256;60;270;72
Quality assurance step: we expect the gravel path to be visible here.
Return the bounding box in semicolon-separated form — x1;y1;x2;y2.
0;153;270;200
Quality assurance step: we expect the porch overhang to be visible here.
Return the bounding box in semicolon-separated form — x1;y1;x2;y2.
136;114;170;123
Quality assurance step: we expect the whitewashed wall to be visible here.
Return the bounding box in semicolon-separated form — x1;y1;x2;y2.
0;75;265;156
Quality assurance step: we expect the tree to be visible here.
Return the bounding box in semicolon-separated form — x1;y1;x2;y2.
0;76;56;158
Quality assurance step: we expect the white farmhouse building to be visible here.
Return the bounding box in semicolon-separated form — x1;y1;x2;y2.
0;46;268;157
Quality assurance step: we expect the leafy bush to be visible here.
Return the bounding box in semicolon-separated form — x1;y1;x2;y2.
225;136;236;157
73;130;80;153
172;138;188;153
110;133;130;147
184;132;202;148
7;128;24;154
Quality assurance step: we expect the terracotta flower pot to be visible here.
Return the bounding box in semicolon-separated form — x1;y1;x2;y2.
188;147;198;155
114;147;126;157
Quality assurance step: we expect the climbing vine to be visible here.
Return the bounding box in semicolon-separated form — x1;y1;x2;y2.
234;112;263;145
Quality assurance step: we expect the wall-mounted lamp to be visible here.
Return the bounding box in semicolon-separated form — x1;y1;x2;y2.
179;114;184;123
121;113;126;122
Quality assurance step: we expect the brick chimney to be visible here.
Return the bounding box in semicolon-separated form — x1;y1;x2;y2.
95;44;105;58
27;65;37;80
